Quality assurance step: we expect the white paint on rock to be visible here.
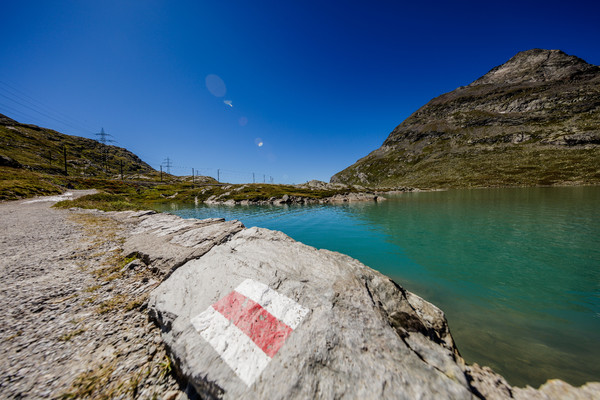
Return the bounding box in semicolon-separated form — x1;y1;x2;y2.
235;279;309;329
191;306;271;387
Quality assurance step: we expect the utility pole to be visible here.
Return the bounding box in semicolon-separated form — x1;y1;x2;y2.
63;146;68;176
192;168;195;187
160;165;163;182
270;176;273;184
252;172;255;184
217;169;220;183
263;174;265;183
120;160;124;181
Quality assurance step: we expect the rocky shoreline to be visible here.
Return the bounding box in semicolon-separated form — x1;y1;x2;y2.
1;193;599;399
200;180;417;206
204;191;388;206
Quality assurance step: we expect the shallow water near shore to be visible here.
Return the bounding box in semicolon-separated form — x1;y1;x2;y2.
158;186;600;387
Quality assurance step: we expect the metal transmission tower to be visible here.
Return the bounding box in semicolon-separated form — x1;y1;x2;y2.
163;157;173;174
95;127;115;174
95;127;114;145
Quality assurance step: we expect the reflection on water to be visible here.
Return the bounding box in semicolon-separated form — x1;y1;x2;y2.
159;187;600;387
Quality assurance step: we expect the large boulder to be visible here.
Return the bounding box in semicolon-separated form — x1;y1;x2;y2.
0;154;22;168
149;226;476;399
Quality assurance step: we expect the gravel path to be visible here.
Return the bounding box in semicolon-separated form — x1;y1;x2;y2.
0;192;189;399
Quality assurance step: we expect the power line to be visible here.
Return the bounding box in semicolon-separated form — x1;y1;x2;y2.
0;91;94;135
131;160;280;185
0;102;42;123
0;80;96;134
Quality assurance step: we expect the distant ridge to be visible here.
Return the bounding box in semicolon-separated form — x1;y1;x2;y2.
331;49;600;188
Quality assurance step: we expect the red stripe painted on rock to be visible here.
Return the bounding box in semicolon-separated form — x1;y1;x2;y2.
212;290;293;358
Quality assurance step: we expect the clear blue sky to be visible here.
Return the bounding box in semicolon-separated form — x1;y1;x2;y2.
1;1;599;184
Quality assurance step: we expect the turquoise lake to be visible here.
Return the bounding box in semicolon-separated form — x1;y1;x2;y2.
159;186;600;387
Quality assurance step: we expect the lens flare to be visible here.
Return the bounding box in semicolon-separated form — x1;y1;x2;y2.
254;138;263;147
205;74;226;97
239;116;248;126
224;100;233;107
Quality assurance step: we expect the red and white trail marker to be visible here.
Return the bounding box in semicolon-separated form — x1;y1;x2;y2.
191;279;309;386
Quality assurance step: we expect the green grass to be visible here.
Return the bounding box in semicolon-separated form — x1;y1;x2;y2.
0;167;63;200
215;184;346;202
54;192;143;211
0;121;156;178
50;182;369;212
59;328;86;341
96;294;127;314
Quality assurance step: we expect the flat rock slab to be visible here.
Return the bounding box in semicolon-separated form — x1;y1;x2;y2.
121;212;244;276
149;227;475;399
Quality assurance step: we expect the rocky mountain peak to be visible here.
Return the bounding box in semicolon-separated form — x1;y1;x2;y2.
470;49;599;86
331;49;600;188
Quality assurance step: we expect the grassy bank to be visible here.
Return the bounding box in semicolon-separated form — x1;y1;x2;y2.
52;183;370;211
1;164;374;211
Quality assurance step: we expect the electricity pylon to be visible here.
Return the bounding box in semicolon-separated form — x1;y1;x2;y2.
95;127;115;174
163;157;173;174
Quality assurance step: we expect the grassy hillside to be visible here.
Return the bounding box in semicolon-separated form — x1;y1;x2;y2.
0;114;357;205
0;113;156;178
0;114;222;200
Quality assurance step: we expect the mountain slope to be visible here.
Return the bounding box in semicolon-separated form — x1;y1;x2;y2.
331;49;600;188
0;113;155;177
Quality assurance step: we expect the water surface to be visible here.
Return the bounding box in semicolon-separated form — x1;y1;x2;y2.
159;187;600;387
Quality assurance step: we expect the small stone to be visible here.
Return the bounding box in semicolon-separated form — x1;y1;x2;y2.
122;259;143;271
163;390;180;400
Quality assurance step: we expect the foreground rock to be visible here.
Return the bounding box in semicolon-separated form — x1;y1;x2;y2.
124;212;599;399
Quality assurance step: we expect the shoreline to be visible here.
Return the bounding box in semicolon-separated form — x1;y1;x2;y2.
203;190;390;206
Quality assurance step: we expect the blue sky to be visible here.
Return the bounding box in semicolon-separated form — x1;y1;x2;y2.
1;1;599;184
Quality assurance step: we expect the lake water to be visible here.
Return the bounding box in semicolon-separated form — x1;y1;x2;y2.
158;187;600;387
